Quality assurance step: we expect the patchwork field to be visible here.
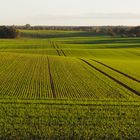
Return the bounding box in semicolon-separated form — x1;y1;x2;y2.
0;30;140;139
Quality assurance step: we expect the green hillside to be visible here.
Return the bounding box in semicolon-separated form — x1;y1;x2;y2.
0;30;140;139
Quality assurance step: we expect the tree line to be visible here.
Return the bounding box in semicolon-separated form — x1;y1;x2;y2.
0;26;19;38
16;24;140;37
0;25;140;38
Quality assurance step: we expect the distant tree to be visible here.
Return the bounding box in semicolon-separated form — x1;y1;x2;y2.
108;28;116;37
25;24;31;29
0;26;19;38
130;26;140;37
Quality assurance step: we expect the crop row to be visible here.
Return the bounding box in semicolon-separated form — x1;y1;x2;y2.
0;54;53;99
91;59;140;83
48;56;137;100
87;59;140;97
93;58;140;80
0;101;140;139
0;51;139;100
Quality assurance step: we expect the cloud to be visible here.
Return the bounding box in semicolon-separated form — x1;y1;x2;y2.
31;13;140;20
87;13;140;19
1;13;140;26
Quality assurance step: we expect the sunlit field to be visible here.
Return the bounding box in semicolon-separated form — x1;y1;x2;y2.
0;30;140;139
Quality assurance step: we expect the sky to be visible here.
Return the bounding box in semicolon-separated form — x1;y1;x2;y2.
0;0;140;26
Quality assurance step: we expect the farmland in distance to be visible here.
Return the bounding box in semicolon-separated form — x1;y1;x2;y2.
0;30;140;139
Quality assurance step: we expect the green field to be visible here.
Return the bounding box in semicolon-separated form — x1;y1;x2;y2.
0;30;140;139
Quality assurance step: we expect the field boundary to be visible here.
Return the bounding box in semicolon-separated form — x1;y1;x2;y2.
80;59;140;96
0;99;140;106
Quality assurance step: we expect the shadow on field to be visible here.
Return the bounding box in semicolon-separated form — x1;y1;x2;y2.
65;38;140;44
20;31;106;39
103;45;140;49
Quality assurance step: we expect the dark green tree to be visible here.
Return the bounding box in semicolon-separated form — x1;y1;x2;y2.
0;26;19;38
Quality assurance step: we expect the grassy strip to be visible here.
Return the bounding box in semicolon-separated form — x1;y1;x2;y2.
0;98;140;106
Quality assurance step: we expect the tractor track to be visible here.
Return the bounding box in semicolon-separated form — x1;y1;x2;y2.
80;59;140;96
51;41;66;56
47;57;56;98
51;41;60;56
61;49;66;56
56;49;61;56
91;59;140;83
55;43;66;56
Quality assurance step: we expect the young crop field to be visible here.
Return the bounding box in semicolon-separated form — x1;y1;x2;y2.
0;30;140;139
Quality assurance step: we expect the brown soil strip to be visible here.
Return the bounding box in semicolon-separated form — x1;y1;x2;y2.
80;59;140;96
91;59;140;83
47;57;56;98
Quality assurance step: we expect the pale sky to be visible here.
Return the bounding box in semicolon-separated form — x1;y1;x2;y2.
0;0;140;26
